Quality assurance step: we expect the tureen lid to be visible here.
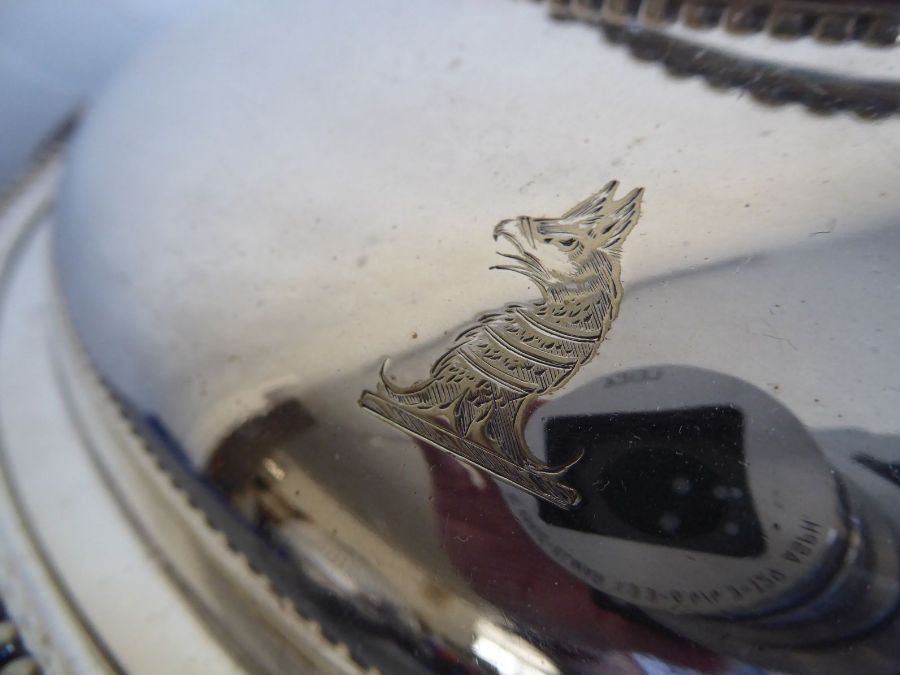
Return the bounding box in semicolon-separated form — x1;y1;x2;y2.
35;1;900;673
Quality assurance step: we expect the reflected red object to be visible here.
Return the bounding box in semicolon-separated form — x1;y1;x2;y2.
422;443;727;673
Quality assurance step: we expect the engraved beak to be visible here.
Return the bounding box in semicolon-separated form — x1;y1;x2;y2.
493;219;519;241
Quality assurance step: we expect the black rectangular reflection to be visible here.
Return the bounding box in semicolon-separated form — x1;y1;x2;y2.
540;406;766;558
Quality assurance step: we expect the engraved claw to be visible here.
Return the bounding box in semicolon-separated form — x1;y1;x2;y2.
524;445;585;477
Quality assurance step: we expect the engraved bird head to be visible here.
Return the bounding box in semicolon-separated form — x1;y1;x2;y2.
492;182;643;294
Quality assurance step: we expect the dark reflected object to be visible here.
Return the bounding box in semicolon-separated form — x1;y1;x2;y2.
504;365;900;673
509;366;847;616
540;406;765;557
208;398;316;500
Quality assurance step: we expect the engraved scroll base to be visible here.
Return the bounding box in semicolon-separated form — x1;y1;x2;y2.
359;391;580;510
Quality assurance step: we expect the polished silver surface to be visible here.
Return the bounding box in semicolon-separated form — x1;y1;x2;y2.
0;1;896;674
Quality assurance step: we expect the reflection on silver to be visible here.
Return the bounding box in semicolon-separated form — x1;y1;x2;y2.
360;182;643;508
546;1;900;118
471;619;559;675
550;0;900;46
23;1;900;672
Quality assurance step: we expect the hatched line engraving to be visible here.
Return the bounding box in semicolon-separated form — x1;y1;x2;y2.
360;181;644;509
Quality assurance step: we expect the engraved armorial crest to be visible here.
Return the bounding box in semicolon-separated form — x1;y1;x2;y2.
360;182;644;509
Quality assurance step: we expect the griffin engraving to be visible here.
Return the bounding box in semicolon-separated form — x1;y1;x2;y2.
360;181;643;508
